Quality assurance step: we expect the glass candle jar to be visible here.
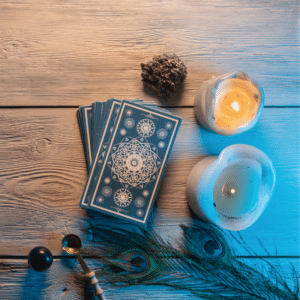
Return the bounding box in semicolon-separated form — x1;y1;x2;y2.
194;71;264;136
186;144;276;231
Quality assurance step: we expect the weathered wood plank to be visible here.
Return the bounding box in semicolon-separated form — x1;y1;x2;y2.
0;0;298;106
0;258;299;300
0;107;299;256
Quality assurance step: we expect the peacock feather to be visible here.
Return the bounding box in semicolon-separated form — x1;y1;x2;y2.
81;221;299;300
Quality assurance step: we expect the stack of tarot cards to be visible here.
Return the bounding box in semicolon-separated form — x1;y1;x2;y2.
77;98;182;227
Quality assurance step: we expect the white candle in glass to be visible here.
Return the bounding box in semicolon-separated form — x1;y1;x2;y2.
194;71;264;136
213;159;262;218
186;145;276;231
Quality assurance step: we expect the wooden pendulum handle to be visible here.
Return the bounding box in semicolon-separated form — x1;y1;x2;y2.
86;271;106;300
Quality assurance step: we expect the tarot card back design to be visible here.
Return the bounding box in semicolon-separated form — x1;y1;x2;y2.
79;99;122;208
77;105;93;169
86;100;182;225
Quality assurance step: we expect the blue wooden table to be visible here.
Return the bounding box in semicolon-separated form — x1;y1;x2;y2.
0;1;299;299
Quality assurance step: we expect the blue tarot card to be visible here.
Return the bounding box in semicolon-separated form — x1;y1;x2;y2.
91;99;122;162
79;99;122;208
93;98;122;166
91;99;147;166
77;108;84;143
78;105;93;169
83;100;182;226
92;101;103;161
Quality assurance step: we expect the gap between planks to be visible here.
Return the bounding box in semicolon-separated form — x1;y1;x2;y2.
0;105;299;109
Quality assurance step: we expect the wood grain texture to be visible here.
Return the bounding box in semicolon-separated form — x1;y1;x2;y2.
0;258;299;300
0;1;299;298
0;0;298;106
0;107;299;256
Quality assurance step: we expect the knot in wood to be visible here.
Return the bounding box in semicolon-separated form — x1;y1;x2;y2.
36;138;51;155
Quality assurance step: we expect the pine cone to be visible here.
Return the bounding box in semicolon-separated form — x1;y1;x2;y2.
141;54;187;99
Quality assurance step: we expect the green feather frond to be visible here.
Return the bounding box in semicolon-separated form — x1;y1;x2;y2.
292;264;300;297
228;231;299;300
256;237;271;256
82;223;299;300
81;225;170;285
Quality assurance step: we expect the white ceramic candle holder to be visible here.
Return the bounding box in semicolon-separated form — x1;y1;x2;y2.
194;71;264;136
186;144;276;231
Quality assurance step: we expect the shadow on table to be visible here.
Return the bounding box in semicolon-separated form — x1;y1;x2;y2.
142;81;186;106
199;116;273;156
21;268;49;300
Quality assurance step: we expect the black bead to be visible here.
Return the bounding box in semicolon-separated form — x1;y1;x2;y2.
28;246;53;272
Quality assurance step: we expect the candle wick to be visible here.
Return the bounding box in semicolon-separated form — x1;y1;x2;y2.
221;183;236;198
231;102;240;112
225;188;236;197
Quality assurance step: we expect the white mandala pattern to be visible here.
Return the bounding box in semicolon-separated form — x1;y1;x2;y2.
102;186;112;197
108;137;161;188
157;128;168;139
124;118;135;128
114;188;132;207
126;109;133;116
137;119;155;137
158;141;165;148
104;177;111;184
97;196;104;204
142;190;149;197
136;209;144;217
120;129;127;136
134;197;145;208
165;122;173;130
